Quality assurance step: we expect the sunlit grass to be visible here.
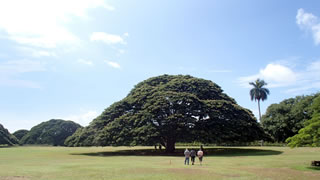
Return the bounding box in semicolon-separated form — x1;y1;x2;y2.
0;146;319;180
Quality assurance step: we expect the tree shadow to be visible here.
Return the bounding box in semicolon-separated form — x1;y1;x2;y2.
0;145;14;148
70;147;282;157
306;166;320;171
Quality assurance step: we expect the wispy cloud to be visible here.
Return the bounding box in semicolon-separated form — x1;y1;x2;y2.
118;49;126;54
238;60;320;95
0;59;46;88
296;8;320;45
62;110;98;126
0;0;114;48
17;47;57;57
77;59;93;66
90;32;127;45
105;60;121;69
0;60;46;74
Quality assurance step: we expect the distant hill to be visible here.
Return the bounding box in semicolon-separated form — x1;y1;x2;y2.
20;119;82;146
0;124;18;146
13;129;29;141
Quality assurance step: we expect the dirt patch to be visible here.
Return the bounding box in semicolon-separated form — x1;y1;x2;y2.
239;167;320;180
0;176;30;180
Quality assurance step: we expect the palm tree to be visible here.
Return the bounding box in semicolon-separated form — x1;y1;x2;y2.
249;79;270;121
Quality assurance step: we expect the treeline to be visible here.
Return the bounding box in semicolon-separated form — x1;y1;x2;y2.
0;119;81;146
261;93;320;147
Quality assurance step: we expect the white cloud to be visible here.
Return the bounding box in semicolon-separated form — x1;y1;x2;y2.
105;60;121;69
90;32;127;45
63;110;98;126
238;63;296;88
296;8;320;45
0;59;46;88
259;64;297;86
77;59;94;66
0;0;114;48
238;60;320;95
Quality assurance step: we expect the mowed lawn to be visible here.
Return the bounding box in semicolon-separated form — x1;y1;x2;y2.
0;146;319;180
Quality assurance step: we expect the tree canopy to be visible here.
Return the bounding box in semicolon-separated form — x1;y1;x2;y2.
261;93;319;142
13;129;29;142
0;124;18;146
65;75;267;152
20;119;81;146
286;95;320;147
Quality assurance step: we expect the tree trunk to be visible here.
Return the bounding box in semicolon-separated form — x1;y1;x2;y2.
165;139;176;153
258;99;261;121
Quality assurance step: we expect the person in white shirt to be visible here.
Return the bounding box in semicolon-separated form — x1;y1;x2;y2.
184;148;191;165
197;149;204;165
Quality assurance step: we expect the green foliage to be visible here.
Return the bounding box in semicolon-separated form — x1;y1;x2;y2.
0;124;18;146
66;75;267;152
286;95;320;147
13;129;29;141
64;127;97;146
200;100;270;143
20;119;81;146
261;93;319;142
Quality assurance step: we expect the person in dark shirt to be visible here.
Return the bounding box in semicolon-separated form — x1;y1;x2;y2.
190;149;196;165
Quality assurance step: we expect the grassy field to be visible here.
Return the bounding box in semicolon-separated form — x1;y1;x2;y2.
0;146;319;180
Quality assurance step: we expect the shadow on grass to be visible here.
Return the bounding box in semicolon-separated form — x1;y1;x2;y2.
71;147;282;157
0;145;14;148
307;166;320;171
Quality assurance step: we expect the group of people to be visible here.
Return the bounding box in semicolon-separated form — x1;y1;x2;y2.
184;148;204;165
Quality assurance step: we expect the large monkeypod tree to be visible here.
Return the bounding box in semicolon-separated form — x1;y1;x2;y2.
65;75;267;152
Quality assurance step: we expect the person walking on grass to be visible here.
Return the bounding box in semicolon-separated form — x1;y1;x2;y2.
197;148;204;166
184;148;191;165
190;149;196;165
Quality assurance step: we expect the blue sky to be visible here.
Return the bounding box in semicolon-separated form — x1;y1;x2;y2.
1;0;320;133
